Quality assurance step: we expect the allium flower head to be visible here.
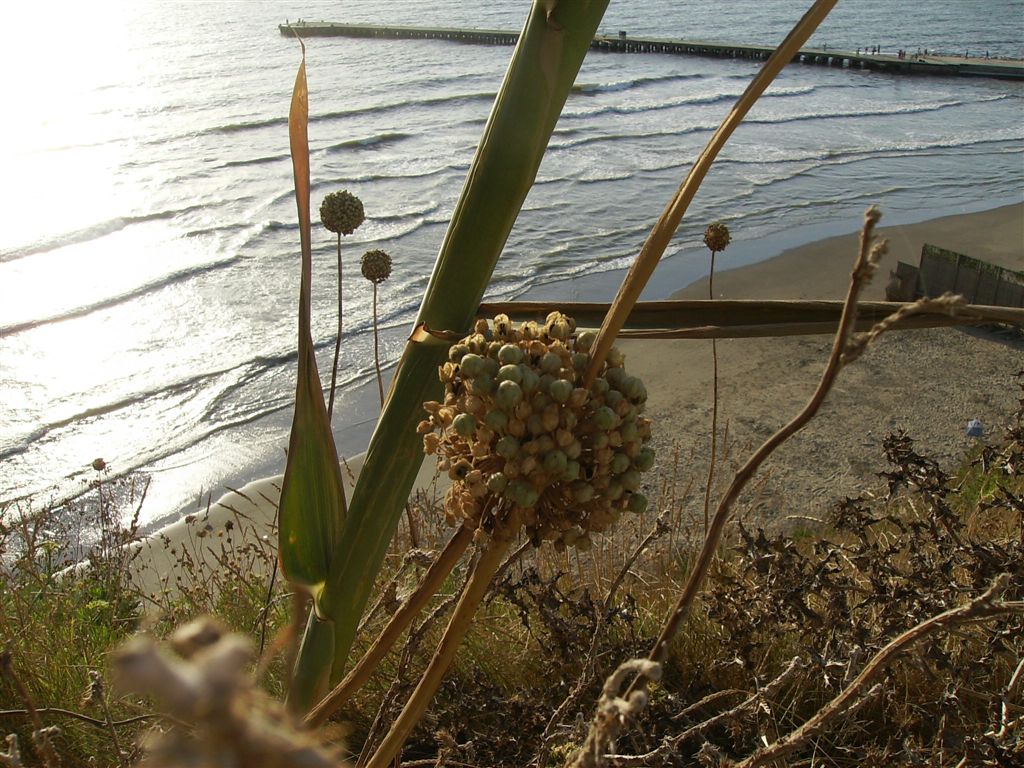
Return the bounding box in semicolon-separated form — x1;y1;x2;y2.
360;249;392;284
320;190;365;235
703;221;731;253
419;312;655;550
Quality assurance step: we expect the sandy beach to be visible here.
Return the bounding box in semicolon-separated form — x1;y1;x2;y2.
628;202;1023;526
135;203;1023;594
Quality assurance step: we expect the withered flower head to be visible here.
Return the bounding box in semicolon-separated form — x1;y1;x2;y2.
703;221;731;253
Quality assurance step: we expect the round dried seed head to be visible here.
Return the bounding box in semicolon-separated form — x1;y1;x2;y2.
420;311;655;548
703;221;731;253
360;249;392;284
320;190;365;235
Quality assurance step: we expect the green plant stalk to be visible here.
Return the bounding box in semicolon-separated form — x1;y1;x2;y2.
292;0;611;695
304;525;473;726
327;230;343;420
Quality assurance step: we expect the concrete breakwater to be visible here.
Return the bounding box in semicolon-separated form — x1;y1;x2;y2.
279;21;1024;81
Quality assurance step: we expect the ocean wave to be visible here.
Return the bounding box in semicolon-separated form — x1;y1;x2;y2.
322;131;412;154
193;91;495;142
220;152;291;168
0;204;211;263
745;93;1012;126
571;71;705;95
0;256;243;336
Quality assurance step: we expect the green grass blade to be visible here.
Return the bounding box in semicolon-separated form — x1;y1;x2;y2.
279;42;347;595
309;0;610;685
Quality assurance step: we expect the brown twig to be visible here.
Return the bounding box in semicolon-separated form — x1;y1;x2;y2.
734;575;1022;768
638;207;888;684
0;708;177;730
328;230;344;420
703;247;720;535
584;0;839;386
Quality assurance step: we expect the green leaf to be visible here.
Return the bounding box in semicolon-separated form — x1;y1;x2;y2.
305;0;611;687
279;42;347;598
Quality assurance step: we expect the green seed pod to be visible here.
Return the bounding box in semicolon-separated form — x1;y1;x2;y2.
606;481;624;501
634;447;655;472
605;390;624;409
510;480;539;509
593;406;616;431
611;452;631;475
590;377;610;397
521;368;540;394
487;472;508;493
605;367;627;390
575;533;592;552
527;414;545;436
543;450;568;475
449;343;470;363
496;380;523;410
620;420;638;442
549;379;573;404
620;469;641;492
571;352;589;371
460;353;485;378
453;413;477;437
627;493;649;514
468;374;494;395
606;346;625;367
498;344;524;365
496;435;520;459
575;329;597;352
591;432;610;450
563;460;580;481
572;481;595;503
540;352;562;375
497;364;523;385
565;439;582;460
485;409;509;432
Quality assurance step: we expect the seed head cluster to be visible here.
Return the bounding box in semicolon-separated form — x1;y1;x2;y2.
703;221;731;253
319;190;365;235
361;249;392;284
420;312;654;551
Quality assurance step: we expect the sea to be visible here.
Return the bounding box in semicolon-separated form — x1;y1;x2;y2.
1;0;1022;529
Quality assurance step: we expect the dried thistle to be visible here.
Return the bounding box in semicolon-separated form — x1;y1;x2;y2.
113;618;345;767
320;190;366;420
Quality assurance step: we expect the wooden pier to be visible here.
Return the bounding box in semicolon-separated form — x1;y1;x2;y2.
279;22;1024;81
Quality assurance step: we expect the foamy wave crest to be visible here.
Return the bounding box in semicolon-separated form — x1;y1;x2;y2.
1;204;209;263
1;256;243;336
